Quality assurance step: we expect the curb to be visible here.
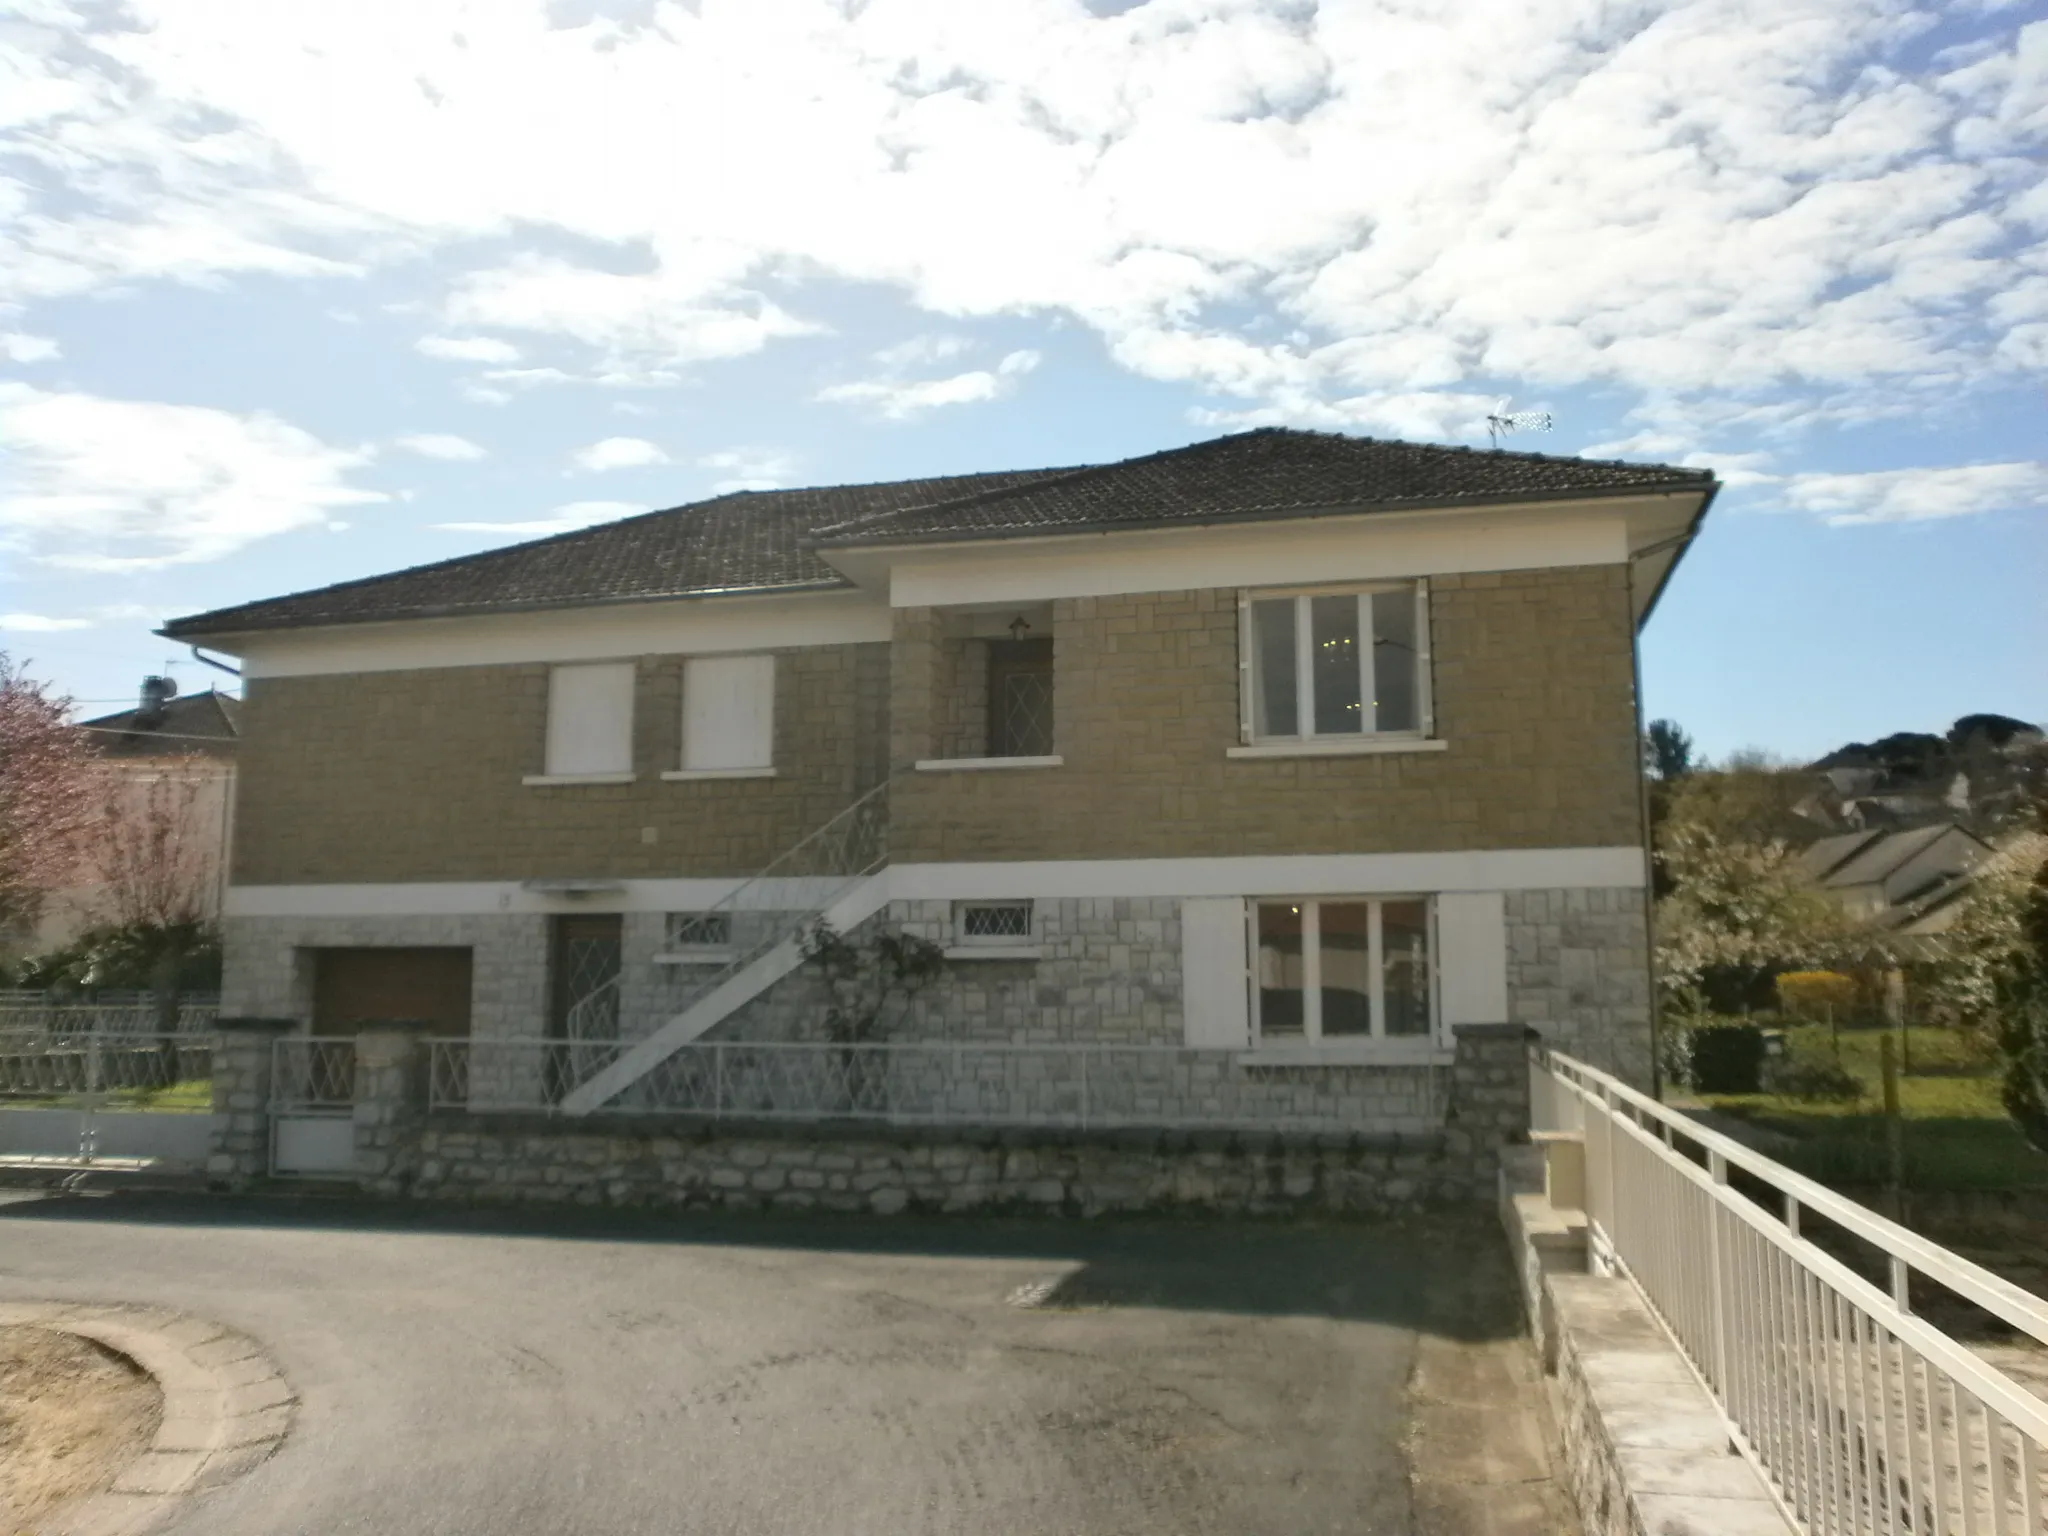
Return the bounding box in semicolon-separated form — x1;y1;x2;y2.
0;1301;296;1536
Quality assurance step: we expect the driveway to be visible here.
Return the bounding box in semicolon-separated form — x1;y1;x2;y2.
0;1194;1559;1535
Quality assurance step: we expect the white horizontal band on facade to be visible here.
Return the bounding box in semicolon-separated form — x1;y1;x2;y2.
223;846;1647;919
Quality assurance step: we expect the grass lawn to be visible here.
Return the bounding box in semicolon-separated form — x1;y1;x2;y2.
1;1078;213;1113
1699;1022;2048;1195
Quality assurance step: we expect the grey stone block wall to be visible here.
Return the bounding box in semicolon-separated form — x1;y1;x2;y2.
1504;888;1651;1085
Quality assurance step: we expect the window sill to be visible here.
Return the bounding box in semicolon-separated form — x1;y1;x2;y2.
659;767;776;781
1226;738;1448;760
521;772;637;786
943;945;1046;961
653;950;737;966
914;755;1064;773
1234;1041;1453;1067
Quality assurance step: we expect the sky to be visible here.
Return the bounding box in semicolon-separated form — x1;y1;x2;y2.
0;0;2042;764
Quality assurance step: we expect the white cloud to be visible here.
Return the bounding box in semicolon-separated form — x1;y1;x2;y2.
699;448;796;494
1773;463;2048;524
873;334;972;370
0;384;386;569
572;436;668;472
0;332;59;363
416;334;521;364
393;432;487;461
0;612;92;632
0;0;2041;434
436;500;646;537
818;349;1041;421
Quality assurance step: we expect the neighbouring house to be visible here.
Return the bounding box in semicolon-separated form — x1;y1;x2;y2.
10;678;240;960
1795;823;1994;931
161;428;1716;1136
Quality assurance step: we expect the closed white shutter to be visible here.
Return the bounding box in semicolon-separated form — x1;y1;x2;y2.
545;662;635;776
683;655;775;771
1181;897;1251;1049
1436;890;1509;1028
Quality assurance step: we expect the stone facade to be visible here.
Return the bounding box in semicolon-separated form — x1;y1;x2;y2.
322;1022;1535;1217
1505;888;1652;1083
890;566;1643;863
233;641;888;884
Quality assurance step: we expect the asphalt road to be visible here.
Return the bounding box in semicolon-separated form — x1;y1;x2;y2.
0;1193;1549;1535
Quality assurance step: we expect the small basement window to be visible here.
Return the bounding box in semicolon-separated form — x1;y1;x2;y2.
954;901;1035;948
656;911;736;964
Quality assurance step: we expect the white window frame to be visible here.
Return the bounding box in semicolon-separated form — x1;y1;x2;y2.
1237;581;1432;745
1248;895;1440;1048
655;911;736;966
947;900;1042;960
666;653;776;779
529;660;637;783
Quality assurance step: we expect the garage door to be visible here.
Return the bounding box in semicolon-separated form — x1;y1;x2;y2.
312;948;474;1036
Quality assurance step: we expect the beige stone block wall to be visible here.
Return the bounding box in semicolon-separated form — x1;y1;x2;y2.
234;642;887;884
890;564;1644;862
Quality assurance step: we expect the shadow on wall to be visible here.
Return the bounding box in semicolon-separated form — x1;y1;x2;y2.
0;1192;1524;1343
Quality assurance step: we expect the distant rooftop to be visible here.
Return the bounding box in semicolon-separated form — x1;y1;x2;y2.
77;687;240;759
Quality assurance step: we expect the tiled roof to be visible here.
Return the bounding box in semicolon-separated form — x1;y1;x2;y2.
163;429;1711;637
76;689;241;758
162;469;1072;638
812;427;1713;546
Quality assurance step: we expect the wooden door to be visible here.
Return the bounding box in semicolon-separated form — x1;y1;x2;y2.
986;638;1053;757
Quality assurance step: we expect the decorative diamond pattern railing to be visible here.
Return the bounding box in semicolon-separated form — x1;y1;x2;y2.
996;672;1053;757
270;1037;359;1111
430;1038;1444;1132
0;1034;213;1102
0;1000;221;1037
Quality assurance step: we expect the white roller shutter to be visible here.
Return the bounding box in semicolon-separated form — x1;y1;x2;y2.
1181;897;1251;1049
545;662;635;776
1436;891;1509;1028
683;654;775;771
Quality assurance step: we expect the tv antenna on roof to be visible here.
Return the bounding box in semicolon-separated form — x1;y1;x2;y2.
1486;400;1553;450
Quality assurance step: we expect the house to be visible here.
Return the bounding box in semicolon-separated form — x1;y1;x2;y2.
1795;823;1993;928
161;428;1715;1126
10;678;240;959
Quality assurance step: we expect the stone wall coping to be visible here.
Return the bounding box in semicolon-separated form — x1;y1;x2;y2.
420;1110;1448;1156
211;1016;300;1034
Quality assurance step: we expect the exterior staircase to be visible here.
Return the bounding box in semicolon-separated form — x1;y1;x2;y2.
558;779;893;1115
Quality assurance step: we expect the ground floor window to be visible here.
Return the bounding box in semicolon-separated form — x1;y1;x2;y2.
1253;898;1431;1044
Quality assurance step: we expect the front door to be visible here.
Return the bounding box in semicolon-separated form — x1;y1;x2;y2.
986;637;1053;757
549;916;622;1100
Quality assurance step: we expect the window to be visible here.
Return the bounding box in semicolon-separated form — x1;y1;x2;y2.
1253;897;1433;1044
665;912;732;950
954;901;1035;948
681;655;774;772
1244;584;1428;742
544;662;635;777
986;638;1053;757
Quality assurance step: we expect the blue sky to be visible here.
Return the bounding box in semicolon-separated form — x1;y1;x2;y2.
2;0;2042;762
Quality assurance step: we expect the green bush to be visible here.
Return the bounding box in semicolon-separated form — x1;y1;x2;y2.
1689;1024;1767;1094
1762;1054;1865;1104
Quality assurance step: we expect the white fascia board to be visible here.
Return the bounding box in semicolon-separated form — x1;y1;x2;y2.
229;588;891;679
866;496;1694;610
226;846;1647;918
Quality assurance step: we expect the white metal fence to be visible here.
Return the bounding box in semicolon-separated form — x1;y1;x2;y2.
1533;1047;2048;1535
269;1037;359;1111
429;1037;1445;1133
0;994;220;1037
0;1032;214;1103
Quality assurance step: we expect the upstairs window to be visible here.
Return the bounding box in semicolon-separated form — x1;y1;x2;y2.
1244;583;1429;742
681;655;774;772
544;662;635;777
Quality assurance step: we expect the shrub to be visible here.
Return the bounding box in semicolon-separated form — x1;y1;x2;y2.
1776;970;1858;1021
1762;1054;1865;1104
1689;1023;1767;1094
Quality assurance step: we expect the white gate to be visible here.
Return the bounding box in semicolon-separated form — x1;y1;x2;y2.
269;1037;359;1177
0;1034;218;1176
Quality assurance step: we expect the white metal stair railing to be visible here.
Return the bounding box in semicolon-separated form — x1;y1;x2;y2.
1532;1046;2048;1536
558;778;894;1115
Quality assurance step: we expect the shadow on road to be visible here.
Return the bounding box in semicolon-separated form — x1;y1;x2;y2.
0;1189;1523;1342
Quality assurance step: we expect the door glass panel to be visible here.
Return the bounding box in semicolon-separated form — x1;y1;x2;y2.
1254;903;1306;1037
1318;903;1373;1036
986;638;1054;757
1381;899;1431;1036
1309;595;1363;735
1371;587;1419;733
1250;599;1298;738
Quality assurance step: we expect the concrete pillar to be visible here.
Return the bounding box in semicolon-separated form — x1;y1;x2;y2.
353;1019;433;1197
206;1017;298;1190
1447;1023;1538;1200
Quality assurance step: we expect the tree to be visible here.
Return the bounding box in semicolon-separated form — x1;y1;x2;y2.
0;654;96;936
1644;719;1695;781
86;763;224;1029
